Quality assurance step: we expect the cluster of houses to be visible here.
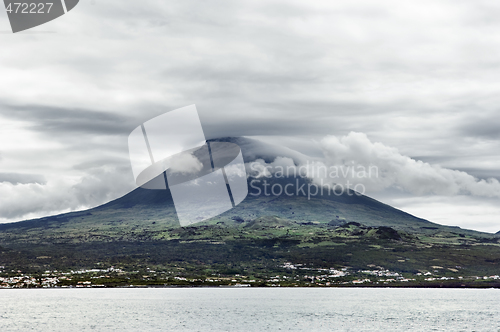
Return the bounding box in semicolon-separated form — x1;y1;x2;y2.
279;262;500;286
0;275;59;288
1;263;499;288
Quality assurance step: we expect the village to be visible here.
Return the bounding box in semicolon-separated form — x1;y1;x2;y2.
1;263;499;288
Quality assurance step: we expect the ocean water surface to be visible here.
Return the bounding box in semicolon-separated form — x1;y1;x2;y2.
0;288;499;331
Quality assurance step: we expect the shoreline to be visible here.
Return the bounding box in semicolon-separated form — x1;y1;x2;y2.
2;283;500;289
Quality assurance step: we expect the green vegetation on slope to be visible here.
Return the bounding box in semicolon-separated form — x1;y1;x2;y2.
0;186;498;287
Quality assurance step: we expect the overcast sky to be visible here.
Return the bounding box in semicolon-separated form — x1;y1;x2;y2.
1;0;500;232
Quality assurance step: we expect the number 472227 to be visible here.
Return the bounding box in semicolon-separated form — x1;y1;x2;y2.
5;3;53;14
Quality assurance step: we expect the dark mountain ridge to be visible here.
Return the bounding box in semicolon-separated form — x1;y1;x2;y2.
0;137;499;284
0;137;491;238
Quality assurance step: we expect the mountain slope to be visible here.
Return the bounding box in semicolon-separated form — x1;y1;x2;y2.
0;137;490;240
0;137;499;280
0;136;494;243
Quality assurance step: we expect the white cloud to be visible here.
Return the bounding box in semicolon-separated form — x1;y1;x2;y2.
317;132;500;197
0;165;134;222
168;153;203;174
247;157;297;178
250;132;500;200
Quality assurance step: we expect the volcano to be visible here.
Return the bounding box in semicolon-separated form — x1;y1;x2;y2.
0;137;497;278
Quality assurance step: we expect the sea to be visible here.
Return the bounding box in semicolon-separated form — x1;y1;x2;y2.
0;288;499;331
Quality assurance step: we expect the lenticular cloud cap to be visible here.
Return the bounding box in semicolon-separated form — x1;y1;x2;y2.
128;105;248;226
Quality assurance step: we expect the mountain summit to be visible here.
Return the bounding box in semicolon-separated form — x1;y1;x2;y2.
0;137;498;281
0;137;490;237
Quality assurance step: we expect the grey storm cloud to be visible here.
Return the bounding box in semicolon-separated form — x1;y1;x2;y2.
2;103;134;136
457;113;500;140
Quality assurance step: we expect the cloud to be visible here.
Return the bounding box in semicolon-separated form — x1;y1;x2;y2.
0;165;134;221
456;110;500;140
1;103;134;137
248;132;500;198
317;132;500;197
0;173;46;185
247;156;298;178
168;153;203;174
